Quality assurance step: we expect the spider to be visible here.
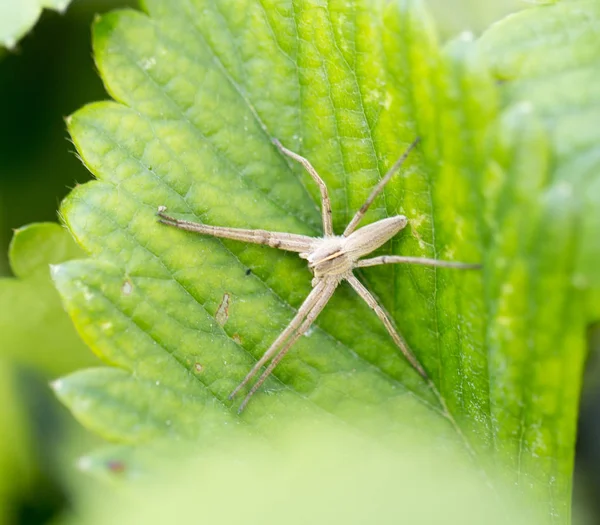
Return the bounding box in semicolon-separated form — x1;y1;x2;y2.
157;138;479;412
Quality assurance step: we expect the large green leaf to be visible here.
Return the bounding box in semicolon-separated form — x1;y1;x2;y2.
0;0;73;49
51;0;598;521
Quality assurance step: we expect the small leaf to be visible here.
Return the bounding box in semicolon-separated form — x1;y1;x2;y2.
0;0;73;50
0;223;95;375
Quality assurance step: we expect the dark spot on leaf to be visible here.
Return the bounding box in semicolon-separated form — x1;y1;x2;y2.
245;268;252;276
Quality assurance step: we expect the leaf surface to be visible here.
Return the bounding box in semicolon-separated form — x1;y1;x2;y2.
52;1;599;521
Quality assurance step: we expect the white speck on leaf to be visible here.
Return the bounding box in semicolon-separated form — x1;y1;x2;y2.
140;57;156;70
121;279;133;296
77;456;93;472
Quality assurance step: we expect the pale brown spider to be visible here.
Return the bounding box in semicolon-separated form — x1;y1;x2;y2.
158;138;478;412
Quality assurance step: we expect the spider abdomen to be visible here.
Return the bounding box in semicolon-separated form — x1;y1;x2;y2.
344;215;408;260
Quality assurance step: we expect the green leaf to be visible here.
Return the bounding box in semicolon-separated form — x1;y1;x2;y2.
52;0;597;521
66;421;538;525
476;0;600;516
55;0;481;443
0;223;96;525
427;0;525;36
0;223;96;375
0;0;73;50
478;0;600;297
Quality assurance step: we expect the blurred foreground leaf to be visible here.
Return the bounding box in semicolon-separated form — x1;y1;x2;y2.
64;421;538;525
0;0;73;49
51;0;599;522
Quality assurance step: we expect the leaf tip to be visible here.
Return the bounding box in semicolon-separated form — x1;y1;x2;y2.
56;0;71;15
1;37;16;51
92;11;122;47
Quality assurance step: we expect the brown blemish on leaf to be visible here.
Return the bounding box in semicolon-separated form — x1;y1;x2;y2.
232;333;242;344
107;460;126;474
215;292;231;327
194;362;203;373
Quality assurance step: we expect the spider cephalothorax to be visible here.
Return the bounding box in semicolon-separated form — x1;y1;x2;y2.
158;138;478;411
303;216;407;281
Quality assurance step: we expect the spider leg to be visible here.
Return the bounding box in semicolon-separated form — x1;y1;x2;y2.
356;255;480;270
272;139;333;236
229;279;332;401
343;138;420;236
346;274;428;379
237;279;338;412
157;207;314;253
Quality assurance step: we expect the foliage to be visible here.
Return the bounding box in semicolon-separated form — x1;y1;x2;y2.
64;420;538;525
0;0;596;523
0;0;73;50
0;363;35;525
0;223;95;373
0;223;96;524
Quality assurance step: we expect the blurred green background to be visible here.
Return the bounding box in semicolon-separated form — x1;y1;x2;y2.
0;3;134;524
2;1;598;524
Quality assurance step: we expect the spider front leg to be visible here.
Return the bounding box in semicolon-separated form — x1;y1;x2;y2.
343;138;420;236
273;139;333;236
157;207;314;253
